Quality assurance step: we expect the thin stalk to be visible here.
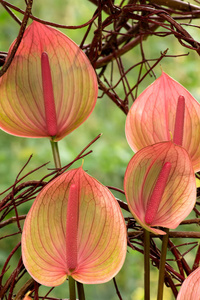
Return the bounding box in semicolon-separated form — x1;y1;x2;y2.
157;228;169;300
144;229;150;300
77;282;86;300
68;276;76;300
50;140;61;168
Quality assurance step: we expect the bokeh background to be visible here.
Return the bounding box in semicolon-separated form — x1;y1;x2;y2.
1;1;200;299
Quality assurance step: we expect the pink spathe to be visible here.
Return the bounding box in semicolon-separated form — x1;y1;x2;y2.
0;21;98;141
177;267;200;300
124;141;196;235
22;167;127;286
125;72;200;172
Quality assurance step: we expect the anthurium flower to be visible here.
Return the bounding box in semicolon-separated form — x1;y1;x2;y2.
125;72;200;172
0;21;98;141
21;167;127;286
124;141;196;235
177;267;200;300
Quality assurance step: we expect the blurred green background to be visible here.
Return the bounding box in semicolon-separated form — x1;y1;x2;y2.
1;0;200;299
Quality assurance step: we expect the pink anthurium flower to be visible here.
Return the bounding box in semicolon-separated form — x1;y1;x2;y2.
125;72;200;172
177;267;200;300
124;141;196;235
0;21;98;141
21;167;127;286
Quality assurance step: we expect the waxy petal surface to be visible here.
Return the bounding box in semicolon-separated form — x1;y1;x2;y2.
0;21;98;141
124;142;196;235
177;267;200;300
125;72;200;172
22;167;127;286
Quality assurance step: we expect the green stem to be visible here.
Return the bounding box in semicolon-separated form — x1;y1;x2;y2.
50;140;61;168
69;276;76;300
144;229;150;300
77;282;86;300
157;228;169;300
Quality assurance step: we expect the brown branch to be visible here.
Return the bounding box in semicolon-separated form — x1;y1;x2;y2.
192;244;200;271
0;0;98;29
14;279;35;300
128;231;200;238
180;218;200;225
168;239;191;276
0;0;33;77
158;11;200;54
128;238;184;284
113;277;123;300
0;257;24;298
127;48;168;97
116;199;129;212
98;78;128;114
88;0;121;14
0;215;26;228
0;181;46;211
0;242;21;287
0;1;22;25
96;24;158;68
148;0;200;12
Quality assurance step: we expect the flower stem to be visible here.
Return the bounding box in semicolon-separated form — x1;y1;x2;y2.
77;282;86;300
50;140;61;168
69;276;76;300
157;228;169;300
144;229;150;300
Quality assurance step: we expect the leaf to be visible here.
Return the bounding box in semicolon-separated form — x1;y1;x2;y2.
0;21;98;141
125;72;200;172
22;167;127;286
124;141;196;235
